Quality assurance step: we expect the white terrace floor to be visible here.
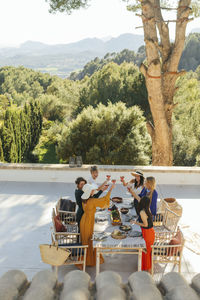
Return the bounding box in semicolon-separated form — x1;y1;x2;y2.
0;180;200;283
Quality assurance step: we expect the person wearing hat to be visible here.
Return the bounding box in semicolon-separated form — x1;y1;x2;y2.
121;170;144;214
80;182;115;267
75;177;107;230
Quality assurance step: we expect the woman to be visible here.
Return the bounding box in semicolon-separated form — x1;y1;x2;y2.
128;176;158;218
88;165;108;191
75;177;104;228
122;170;144;214
131;196;155;273
80;182;115;267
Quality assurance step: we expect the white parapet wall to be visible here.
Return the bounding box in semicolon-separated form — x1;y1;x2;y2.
0;163;200;185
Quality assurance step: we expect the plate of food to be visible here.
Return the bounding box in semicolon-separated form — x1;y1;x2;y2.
119;224;132;232
111;229;126;239
112;197;123;203
120;207;129;214
110;209;122;226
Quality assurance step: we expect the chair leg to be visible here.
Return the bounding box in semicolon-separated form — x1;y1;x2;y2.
83;248;87;272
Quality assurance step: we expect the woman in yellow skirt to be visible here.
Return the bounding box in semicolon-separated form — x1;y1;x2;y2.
80;183;115;267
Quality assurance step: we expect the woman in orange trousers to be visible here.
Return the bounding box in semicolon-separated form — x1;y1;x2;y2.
131;196;155;272
80;183;115;267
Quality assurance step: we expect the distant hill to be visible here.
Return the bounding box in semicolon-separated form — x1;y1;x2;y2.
0;33;144;78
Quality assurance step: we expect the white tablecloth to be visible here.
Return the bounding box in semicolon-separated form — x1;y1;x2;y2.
93;198;146;249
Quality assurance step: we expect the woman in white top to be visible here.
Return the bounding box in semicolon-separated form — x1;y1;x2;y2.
88;165;108;191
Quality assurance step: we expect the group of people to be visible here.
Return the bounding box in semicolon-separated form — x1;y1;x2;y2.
74;166;158;273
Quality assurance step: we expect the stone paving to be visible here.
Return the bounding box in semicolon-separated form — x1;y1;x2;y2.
0;269;200;300
0;181;200;283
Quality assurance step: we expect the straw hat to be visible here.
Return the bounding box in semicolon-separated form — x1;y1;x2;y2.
81;184;94;200
131;169;144;177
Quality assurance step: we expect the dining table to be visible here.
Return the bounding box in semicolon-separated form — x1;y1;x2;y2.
93;197;146;276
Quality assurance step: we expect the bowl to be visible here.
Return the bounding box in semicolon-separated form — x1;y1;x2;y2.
120;207;129;214
112;197;123;203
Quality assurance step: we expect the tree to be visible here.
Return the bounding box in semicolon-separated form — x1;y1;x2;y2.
75;62;150;118
172;71;200;166
57;102;151;165
46;0;200;165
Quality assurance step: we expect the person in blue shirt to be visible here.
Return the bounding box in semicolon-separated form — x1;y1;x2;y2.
128;176;158;217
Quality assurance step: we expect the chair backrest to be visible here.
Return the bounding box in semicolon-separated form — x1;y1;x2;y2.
59;198;76;212
163;208;180;232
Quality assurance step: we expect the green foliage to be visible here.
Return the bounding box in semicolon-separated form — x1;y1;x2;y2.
0;138;4;162
33;120;62;163
179;33;200;71
74;62;150;119
69;48;146;80
0;66;81;123
0;101;43;163
46;0;90;13
57;102;151;165
173;71;200;166
0;66;53;105
47;0;200;17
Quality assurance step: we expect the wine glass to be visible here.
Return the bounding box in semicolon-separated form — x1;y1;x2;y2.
120;176;124;182
106;175;111;181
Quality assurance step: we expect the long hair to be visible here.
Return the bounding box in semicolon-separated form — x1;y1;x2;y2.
135;175;144;189
146;176;156;201
138;196;152;220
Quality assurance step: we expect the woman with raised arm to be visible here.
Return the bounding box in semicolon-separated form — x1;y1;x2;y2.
122;170;144;214
75;177;107;229
131;196;155;273
128;176;158;218
80;182;115;267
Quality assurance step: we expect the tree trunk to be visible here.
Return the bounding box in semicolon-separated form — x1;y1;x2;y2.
139;0;192;165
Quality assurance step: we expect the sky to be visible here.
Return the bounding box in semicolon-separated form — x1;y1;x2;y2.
0;0;199;47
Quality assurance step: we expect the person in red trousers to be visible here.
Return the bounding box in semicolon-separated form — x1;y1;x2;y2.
131;196;155;273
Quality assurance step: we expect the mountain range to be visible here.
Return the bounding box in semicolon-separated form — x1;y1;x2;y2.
0;29;200;78
0;33;144;78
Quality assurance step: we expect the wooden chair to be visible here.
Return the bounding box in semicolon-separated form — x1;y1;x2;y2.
51;232;88;274
154;208;180;232
56;199;77;226
151;230;185;276
52;208;78;234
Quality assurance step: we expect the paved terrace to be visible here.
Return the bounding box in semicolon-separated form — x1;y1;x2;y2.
0;164;200;283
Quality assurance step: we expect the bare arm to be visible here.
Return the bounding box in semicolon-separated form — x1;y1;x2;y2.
128;187;141;201
131;210;148;227
122;178;135;187
97;180;108;190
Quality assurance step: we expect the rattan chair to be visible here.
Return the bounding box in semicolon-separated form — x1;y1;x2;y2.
52;208;79;238
154;208;180;232
151;230;185;276
51;232;88;274
56;199;77;226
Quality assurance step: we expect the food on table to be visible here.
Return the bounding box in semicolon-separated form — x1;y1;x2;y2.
111;209;122;225
108;204;117;211
112;197;123;203
120;207;129;214
111;229;126;239
119;225;132;232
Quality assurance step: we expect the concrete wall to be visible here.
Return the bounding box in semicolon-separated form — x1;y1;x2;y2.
0;163;200;185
